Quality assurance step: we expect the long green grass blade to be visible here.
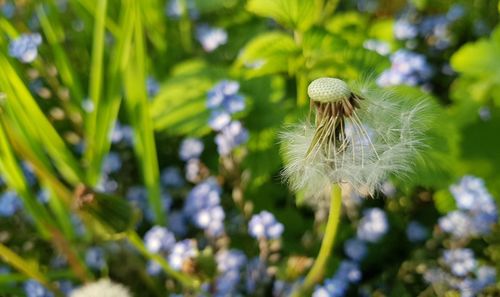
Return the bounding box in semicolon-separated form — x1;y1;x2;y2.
123;2;165;225
0;55;84;185
36;4;84;105
84;0;134;185
0;243;62;296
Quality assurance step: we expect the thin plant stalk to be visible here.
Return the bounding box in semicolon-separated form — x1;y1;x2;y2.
291;184;342;297
0;243;63;297
126;231;200;290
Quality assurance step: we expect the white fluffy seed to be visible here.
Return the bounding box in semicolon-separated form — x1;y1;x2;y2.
307;77;351;103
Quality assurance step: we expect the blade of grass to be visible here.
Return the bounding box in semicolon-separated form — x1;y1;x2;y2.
0;243;62;296
74;0;120;37
36;4;84;105
84;0;134;185
0;54;84;185
123;2;165;225
0;120;54;237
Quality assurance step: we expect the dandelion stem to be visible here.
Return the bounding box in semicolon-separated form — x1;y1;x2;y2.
126;231;200;290
291;184;342;297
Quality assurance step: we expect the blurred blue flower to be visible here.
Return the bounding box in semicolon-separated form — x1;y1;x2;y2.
344;238;367;262
363;39;390;56
313;276;348;297
57;280;74;295
377;50;432;87
22;161;37;186
85;247;105;270
215;249;247;296
102;152;122;174
336;260;362;283
207;80;244;113
168;211;188;237
161;166;185;188
0;191;23;217
146;77;159;98
196;25;227;52
406;221;428;242
144;226;176;254
245;257;269;294
394;19;418;40
184;178;225;236
215;121;249;156
443;249;477;277
179;138;204;161
146;260;162;276
357;208;388;243
110;122;133;145
9;33;42;63
168;239;197;270
166;0;198;19
209;110;231;131
37;189;50;204
185;158;201;183
248;210;284;240
24;280;54;297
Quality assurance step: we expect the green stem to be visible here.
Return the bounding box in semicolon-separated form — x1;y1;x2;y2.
179;0;193;53
0;243;63;297
126;231;200;290
296;73;308;107
292;184;342;297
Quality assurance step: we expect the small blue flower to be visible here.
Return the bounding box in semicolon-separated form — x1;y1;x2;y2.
85;247;105;270
168;211;188;237
102;152;122;174
146;77;160;98
196;25;227;52
24;280;54;297
406;221;428;242
207;80;244;114
344;238;367;262
335;260;362;283
22;161;37;186
183;178;225;236
166;0;198;19
9;33;42;63
377;50;432;87
161;167;185;188
146;260;163;276
144;226;176;254
168;239;197;270
0;191;23;217
179;138;204;161
208;110;231;131
110;122;134;145
185;159;201;183
37;189;50;204
216;249;247;273
443;248;477;277
394;19;418;40
248;210;284;240
357;208;389;243
215;121;249;156
313;277;348;297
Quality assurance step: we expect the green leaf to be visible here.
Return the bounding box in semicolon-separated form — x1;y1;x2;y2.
450;26;500;104
246;0;318;31
234;32;300;77
151;59;226;136
433;189;456;214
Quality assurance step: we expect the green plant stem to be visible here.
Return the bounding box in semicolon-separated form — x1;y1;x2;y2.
292;184;342;297
0;243;63;297
297;73;308;107
126;231;200;290
179;0;193;53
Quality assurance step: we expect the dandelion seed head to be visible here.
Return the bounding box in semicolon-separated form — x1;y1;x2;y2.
281;77;430;204
69;279;131;297
308;77;351;103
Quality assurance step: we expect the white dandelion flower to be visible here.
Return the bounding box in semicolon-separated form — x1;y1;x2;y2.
280;77;430;204
69;279;131;297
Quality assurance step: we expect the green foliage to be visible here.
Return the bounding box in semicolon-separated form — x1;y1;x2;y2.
246;0;319;31
151;59;226;136
451;26;500;105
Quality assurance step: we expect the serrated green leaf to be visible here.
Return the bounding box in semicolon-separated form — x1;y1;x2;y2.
246;0;318;31
235;32;299;77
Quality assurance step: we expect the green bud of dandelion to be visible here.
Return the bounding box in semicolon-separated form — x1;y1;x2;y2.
281;77;431;205
307;78;351;103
